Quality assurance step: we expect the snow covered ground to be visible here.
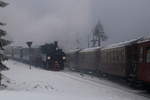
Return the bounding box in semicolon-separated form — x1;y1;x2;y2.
0;60;149;100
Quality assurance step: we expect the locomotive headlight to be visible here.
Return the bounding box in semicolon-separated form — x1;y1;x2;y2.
47;56;51;60
62;56;66;60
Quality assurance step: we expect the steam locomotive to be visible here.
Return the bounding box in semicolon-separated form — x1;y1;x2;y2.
42;41;66;71
5;41;66;71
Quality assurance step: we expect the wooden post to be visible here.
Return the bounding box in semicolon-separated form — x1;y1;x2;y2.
26;41;32;70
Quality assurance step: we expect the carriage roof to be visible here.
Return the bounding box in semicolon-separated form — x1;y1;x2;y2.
101;37;143;50
80;47;101;53
67;49;81;54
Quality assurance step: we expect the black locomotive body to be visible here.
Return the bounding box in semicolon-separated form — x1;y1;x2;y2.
44;46;66;71
5;41;66;71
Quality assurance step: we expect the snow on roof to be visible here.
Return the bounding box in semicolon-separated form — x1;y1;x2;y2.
66;36;150;53
67;48;81;54
102;37;143;50
67;47;101;53
80;47;101;53
137;36;150;43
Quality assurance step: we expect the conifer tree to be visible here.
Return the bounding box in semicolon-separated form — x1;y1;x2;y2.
0;1;10;85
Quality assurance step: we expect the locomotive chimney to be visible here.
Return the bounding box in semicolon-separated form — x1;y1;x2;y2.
54;41;58;48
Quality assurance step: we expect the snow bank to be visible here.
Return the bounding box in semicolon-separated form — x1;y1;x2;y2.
0;60;149;100
0;91;97;100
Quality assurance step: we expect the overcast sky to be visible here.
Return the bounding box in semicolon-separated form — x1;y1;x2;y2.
1;0;150;50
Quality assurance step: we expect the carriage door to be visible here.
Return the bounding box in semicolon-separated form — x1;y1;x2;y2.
139;47;150;82
127;45;139;78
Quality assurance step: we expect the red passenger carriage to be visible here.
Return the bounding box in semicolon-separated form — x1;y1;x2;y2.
137;39;150;83
100;38;150;85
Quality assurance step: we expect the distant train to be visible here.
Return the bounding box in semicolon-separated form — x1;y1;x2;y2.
67;37;150;86
5;41;66;71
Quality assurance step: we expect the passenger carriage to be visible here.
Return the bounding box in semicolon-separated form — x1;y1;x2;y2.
100;37;150;84
67;37;150;86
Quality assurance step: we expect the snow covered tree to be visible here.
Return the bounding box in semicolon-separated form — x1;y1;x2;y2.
0;1;10;85
92;21;107;47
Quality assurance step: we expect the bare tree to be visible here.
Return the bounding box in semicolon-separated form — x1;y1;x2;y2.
91;21;107;47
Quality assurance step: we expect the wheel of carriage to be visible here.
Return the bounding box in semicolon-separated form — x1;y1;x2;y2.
126;77;144;89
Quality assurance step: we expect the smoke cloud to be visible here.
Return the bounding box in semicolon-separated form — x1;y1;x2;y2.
1;0;150;50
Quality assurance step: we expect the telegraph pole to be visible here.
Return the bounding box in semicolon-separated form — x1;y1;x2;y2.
26;41;32;70
88;34;90;48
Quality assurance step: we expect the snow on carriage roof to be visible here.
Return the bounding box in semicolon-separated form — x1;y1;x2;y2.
67;36;150;53
67;48;81;53
80;47;101;52
102;37;143;50
137;36;150;43
67;47;101;53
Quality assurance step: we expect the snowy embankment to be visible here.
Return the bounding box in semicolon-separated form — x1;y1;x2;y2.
0;60;149;100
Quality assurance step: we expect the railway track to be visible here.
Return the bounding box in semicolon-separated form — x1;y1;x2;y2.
60;71;150;98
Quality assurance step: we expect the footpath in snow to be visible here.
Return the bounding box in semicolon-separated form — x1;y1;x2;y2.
0;60;149;100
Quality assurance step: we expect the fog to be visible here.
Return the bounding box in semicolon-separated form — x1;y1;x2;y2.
1;0;150;50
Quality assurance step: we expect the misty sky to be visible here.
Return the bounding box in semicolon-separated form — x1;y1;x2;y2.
1;0;150;50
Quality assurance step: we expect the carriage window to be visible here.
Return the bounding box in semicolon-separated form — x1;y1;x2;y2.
146;48;150;63
139;47;143;62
